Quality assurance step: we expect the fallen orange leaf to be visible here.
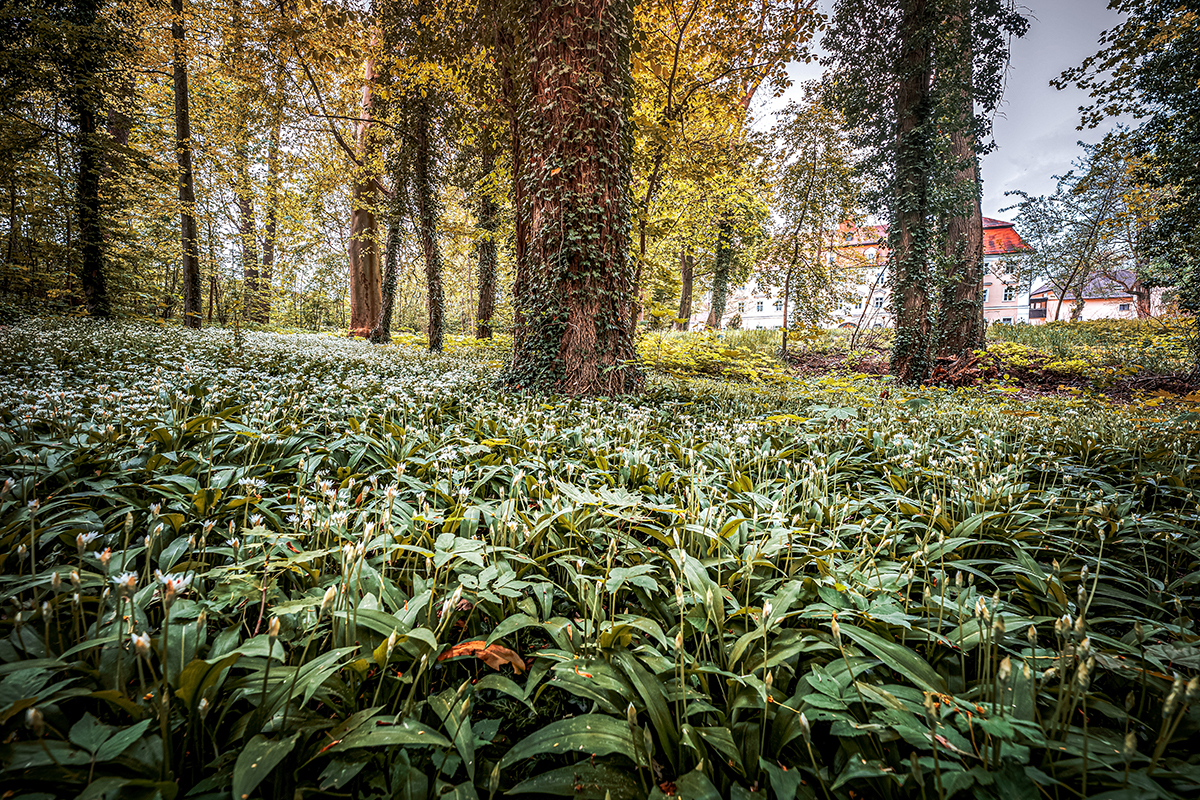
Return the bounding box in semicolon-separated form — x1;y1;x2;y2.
438;640;525;674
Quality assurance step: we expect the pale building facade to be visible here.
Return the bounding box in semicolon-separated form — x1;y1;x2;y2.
694;217;1033;330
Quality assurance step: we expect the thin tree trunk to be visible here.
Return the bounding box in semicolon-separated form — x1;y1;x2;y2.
413;96;444;352
234;145;260;321
1134;279;1151;318
476;137;499;339
936;0;984;357
260;86;283;325
348;50;382;336
495;21;526;354
674;247;692;330
890;0;933;381
507;0;639;395
74;0;108;317
706;221;734;330
632;144;668;333
370;212;401;343
172;0;201;328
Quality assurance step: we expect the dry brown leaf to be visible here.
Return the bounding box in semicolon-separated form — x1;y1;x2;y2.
438;640;525;674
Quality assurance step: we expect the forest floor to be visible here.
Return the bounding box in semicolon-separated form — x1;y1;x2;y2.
0;317;1198;800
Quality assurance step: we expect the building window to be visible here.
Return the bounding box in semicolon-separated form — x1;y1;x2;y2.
982;288;989;302
1002;317;1013;324
736;302;745;313
1003;286;1016;302
873;296;884;309
755;301;763;312
1119;303;1131;311
854;299;862;308
773;300;783;311
865;248;877;262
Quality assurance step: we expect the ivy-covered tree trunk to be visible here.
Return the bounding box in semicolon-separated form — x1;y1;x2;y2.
172;0;202;329
889;0;934;381
674;247;692;331
413;96;444;352
936;0;984;358
370;213;401;343
348;53;382;338
507;0;639;395
72;0;108;318
706;221;733;329
476;137;499;339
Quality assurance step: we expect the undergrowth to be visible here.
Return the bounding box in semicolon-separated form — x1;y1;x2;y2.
0;318;1198;800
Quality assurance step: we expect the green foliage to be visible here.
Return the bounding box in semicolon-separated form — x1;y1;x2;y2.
988;317;1193;376
2;319;1199;799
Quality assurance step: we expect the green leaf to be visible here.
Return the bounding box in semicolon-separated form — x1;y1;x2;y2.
837;624;946;693
327;717;453;751
69;712;111;754
232;733;299;800
506;760;642;799
499;714;644;769
95;718;152;761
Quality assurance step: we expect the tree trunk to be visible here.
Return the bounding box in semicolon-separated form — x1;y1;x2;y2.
348;52;382;337
495;21;526;354
889;0;934;381
413;96;445;352
476;136;499;339
234;144;261;321
230;0;262;323
507;0;639;395
632;144;668;334
707;221;734;330
172;0;202;329
73;0;108;318
1133;279;1151;318
259;86;283;325
674;247;692;330
370;212;401;343
936;0;984;358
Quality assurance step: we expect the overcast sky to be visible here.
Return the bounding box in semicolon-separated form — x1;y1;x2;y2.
768;0;1127;222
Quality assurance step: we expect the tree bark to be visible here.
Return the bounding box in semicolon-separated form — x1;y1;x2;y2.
476;136;499;339
348;51;382;337
73;0;109;318
495;21;526;354
507;0;639;395
1134;279;1151;317
370;212;401;343
889;0;934;381
234;143;261;321
936;0;984;357
413;95;445;352
172;0;202;329
706;221;734;330
674;247;693;330
259;85;283;325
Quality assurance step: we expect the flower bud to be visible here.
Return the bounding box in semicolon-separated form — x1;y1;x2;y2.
1123;731;1137;761
320;585;337;615
132;632;152;658
25;707;44;736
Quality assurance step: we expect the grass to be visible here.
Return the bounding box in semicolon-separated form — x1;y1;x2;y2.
0;318;1198;800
